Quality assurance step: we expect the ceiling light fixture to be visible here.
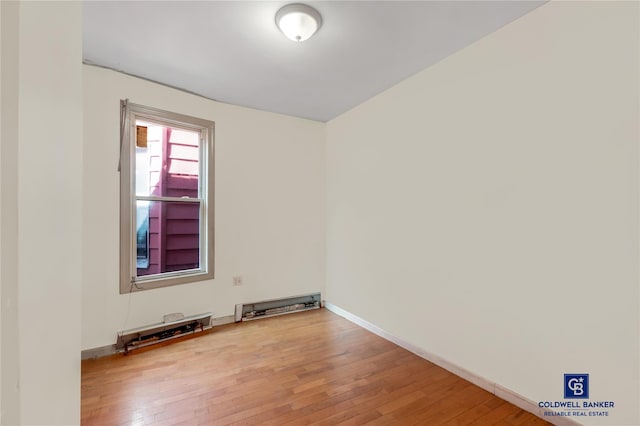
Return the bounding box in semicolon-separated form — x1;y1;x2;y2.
275;3;322;42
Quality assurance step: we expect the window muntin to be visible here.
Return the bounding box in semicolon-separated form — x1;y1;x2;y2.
120;102;214;293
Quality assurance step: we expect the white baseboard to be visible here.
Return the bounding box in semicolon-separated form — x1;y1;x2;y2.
81;344;117;360
209;314;236;327
323;301;581;426
81;315;236;360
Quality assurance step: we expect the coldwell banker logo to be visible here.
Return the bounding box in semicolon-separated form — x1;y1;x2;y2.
539;373;615;419
564;374;589;399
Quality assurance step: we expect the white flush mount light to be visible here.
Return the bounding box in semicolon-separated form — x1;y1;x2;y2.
275;3;322;42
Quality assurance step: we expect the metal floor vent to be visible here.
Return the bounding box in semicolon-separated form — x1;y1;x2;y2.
116;312;212;354
235;293;321;322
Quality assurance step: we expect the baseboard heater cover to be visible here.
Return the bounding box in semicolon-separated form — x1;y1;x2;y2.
235;293;321;322
116;312;212;354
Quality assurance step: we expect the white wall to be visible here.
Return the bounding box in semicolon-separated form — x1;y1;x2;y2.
82;66;325;350
0;2;83;425
326;2;638;425
0;2;20;423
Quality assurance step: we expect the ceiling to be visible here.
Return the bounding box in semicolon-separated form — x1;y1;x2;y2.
83;1;545;122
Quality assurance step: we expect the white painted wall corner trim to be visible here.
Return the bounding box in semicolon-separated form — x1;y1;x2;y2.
323;302;581;426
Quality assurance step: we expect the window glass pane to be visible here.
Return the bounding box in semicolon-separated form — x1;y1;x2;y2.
135;120;200;198
136;200;201;277
136;202;150;268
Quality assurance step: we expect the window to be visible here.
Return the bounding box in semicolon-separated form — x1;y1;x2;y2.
120;101;214;293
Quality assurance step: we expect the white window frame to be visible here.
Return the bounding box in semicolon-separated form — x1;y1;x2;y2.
120;102;214;294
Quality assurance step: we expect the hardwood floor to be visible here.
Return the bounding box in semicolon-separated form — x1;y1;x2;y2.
82;309;550;425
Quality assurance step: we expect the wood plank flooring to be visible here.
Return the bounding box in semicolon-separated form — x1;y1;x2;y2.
82;309;550;425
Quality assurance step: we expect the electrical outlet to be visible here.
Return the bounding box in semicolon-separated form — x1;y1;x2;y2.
232;275;243;286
